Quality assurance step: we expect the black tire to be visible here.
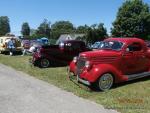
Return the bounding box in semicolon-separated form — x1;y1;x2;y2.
96;73;114;91
4;51;9;55
0;51;4;54
40;58;50;68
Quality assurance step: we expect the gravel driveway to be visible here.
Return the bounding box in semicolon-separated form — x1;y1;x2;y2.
0;64;118;113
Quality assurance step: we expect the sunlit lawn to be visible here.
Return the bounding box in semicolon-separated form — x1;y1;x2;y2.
0;54;149;113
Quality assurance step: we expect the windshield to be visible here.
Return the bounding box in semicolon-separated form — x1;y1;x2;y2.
92;42;102;49
98;41;123;50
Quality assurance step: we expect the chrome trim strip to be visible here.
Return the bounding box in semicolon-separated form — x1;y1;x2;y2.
126;72;150;81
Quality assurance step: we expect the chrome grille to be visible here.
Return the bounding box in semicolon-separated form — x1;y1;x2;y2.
76;57;86;75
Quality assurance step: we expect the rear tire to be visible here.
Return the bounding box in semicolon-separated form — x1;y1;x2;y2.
97;73;114;91
40;58;50;68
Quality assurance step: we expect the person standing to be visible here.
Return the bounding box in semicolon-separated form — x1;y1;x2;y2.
6;38;15;56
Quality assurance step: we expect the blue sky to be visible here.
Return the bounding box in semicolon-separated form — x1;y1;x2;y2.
0;0;149;35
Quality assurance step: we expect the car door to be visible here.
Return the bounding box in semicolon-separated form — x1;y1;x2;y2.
122;48;136;75
121;42;143;75
133;43;149;73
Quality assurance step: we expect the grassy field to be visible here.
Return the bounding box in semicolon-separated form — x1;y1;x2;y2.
0;54;149;113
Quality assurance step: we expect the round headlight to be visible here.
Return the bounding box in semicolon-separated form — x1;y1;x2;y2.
85;61;90;68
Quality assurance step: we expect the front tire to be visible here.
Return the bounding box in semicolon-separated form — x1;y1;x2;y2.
0;51;4;54
40;58;50;68
97;73;114;91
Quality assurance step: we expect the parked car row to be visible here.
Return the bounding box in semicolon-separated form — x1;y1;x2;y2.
29;37;150;91
1;35;149;91
21;37;49;51
0;36;49;55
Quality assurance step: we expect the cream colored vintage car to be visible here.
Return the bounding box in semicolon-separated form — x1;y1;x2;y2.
0;35;22;54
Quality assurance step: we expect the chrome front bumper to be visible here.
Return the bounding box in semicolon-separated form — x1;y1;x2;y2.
68;67;91;86
77;75;91;86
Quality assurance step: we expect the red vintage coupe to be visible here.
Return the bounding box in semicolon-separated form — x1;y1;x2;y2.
69;38;150;91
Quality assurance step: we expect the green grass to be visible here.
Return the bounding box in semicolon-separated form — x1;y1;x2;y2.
0;54;149;113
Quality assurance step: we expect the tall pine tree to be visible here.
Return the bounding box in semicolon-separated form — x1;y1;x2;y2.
21;22;30;37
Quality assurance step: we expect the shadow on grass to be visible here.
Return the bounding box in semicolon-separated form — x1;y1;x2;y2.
86;76;150;92
90;76;150;92
112;76;150;89
1;51;23;56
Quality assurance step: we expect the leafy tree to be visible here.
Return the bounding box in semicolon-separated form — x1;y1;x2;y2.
51;21;74;39
0;16;10;36
97;23;108;39
21;22;30;36
86;23;107;44
111;0;150;39
36;19;51;38
86;28;93;43
76;25;89;34
30;29;36;36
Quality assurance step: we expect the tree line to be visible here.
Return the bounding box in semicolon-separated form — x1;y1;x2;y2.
0;0;150;43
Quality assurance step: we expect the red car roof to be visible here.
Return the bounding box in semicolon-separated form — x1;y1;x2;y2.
104;37;144;44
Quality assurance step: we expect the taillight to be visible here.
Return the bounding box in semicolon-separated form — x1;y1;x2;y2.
37;48;41;53
59;42;64;50
37;48;44;57
73;56;78;63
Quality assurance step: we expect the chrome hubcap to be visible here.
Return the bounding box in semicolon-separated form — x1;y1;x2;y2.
41;59;49;67
99;73;113;91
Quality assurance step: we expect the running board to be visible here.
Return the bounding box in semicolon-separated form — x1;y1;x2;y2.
126;72;150;81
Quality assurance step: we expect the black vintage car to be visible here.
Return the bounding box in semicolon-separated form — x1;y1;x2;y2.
31;40;90;68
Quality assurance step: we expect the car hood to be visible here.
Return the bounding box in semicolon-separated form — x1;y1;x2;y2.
79;49;121;60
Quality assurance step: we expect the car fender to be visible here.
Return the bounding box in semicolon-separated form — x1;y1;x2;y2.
83;64;127;83
69;61;76;73
39;53;55;61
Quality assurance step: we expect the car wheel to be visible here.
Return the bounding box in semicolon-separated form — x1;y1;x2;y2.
40;58;50;68
0;51;4;54
97;73;114;91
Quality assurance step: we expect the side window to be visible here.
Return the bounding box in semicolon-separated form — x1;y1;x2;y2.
127;43;142;52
